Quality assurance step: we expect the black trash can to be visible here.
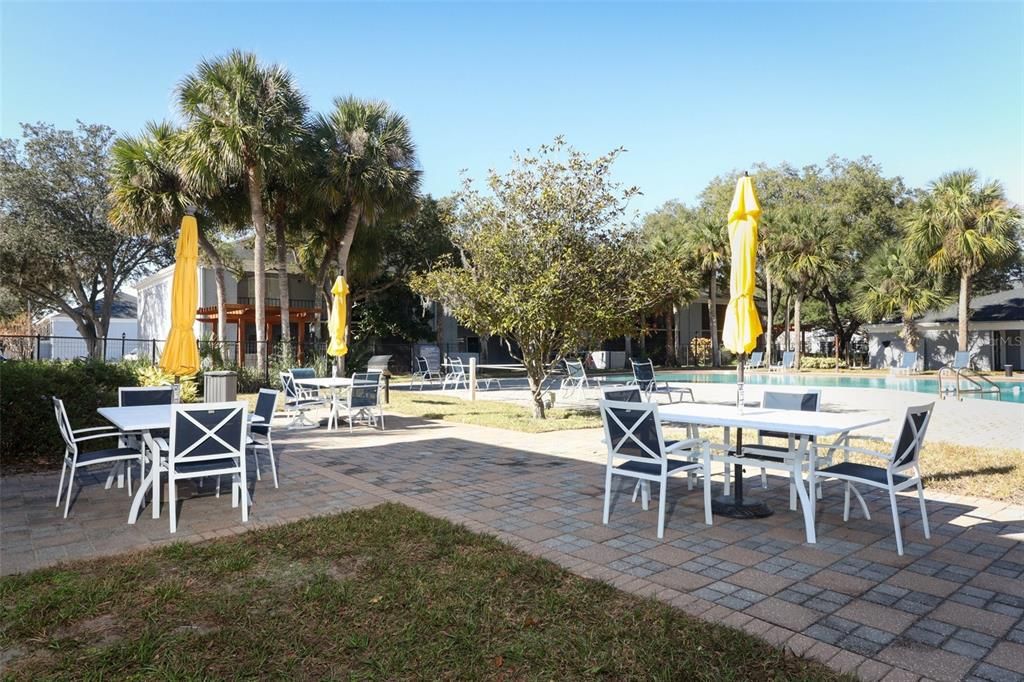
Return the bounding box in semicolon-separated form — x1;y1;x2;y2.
1005;364;1014;378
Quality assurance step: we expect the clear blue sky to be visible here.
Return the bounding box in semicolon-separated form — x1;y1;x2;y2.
2;1;1021;214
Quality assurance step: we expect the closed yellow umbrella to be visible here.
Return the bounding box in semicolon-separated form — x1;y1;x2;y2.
714;174;770;519
160;214;200;377
721;175;763;355
327;275;349;357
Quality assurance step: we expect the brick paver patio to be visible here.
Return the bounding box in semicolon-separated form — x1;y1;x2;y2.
2;413;1023;682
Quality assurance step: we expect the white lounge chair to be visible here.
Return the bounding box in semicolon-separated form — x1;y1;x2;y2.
891;351;919;376
745;351;765;370
769;351;796;372
629;359;693;403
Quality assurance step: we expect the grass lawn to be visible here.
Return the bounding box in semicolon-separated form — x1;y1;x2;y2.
0;504;845;681
386;389;601;432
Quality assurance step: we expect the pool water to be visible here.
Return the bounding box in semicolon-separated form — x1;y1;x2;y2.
613;370;1024;404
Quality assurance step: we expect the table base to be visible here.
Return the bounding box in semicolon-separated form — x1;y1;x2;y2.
711;495;773;519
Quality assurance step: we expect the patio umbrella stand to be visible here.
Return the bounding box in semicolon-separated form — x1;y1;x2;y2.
713;175;773;519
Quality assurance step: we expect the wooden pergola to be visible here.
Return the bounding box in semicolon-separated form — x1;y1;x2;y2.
195;304;323;364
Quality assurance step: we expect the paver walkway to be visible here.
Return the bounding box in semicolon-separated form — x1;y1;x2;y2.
2;414;1023;682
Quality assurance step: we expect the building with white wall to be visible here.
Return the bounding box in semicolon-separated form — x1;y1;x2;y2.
37;295;139;360
864;287;1024;371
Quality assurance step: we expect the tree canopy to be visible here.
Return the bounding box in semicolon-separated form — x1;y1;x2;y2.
413;138;694;417
0;122;168;356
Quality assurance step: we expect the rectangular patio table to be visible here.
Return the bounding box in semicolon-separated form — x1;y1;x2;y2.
657;403;888;544
97;404;263;524
293;376;354;431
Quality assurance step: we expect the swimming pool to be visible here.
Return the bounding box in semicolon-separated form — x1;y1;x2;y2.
615;370;1024;404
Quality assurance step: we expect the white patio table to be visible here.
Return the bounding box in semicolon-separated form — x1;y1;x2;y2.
658;403;887;544
293;376;353;431
97;404;263;524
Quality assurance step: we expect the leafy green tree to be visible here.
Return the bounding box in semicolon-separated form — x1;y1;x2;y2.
177;50;308;372
413;139;693;418
906;171;1021;352
856;241;948;352
0;122;167;357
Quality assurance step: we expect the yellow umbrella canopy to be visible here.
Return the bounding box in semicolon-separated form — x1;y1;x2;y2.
721;176;764;355
327;275;349;357
159;215;200;376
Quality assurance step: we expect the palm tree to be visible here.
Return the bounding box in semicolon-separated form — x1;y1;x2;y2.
316;96;420;272
177;50;308;373
856;242;947;352
768;205;838;368
906;171;1021;352
679;210;728;367
309;97;421;358
265;130;317;353
108;122;242;342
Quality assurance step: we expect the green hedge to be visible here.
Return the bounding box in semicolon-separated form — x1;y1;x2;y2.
798;356;849;370
0;360;139;473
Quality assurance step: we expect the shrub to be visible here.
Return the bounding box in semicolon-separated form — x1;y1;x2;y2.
799;356;848;370
132;364;199;403
0;360;139;472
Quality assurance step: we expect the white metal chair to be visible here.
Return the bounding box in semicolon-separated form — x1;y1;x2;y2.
442;357;469;391
769;351;796;372
336;373;384;431
891;351;919;376
729;389;823;509
629;359;694;403
53;397;143;518
279;371;325;429
599;398;713;538
167;401;249;533
811;403;934;555
411;355;442;389
247;388;279;488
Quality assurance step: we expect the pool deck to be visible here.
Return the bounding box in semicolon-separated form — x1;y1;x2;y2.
461;377;1024;450
3;412;1023;682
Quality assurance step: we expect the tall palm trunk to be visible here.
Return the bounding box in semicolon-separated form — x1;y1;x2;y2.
708;270;720;368
784;294;792;352
333;205;361;375
197;229;227;343
901;314;919;353
275;213;291;354
765;268;773;365
246;166;269;375
958;273;970;352
793;293;803;369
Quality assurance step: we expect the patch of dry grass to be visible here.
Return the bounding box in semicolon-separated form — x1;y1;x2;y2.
1;504;847;681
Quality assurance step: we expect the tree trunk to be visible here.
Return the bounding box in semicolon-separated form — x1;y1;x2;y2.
246;165;269;375
765;268;773;365
673;303;682;366
526;366;546;419
785;294;792;352
709;270;720;368
638;316;647;356
958;273;970;352
275;214;291;352
794;293;803;369
197;229;227;343
335;205;362;376
902;315;918;353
